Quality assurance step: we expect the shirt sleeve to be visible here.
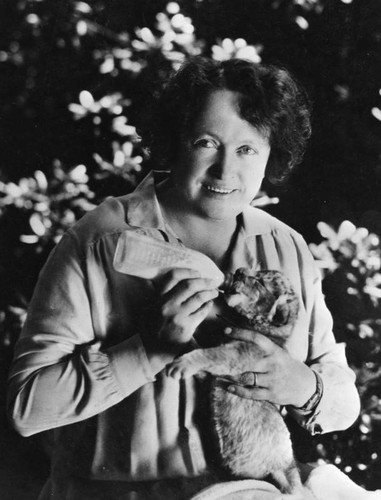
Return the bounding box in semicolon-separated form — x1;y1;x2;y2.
288;233;361;435
7;230;155;437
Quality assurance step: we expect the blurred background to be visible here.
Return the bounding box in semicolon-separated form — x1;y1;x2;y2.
0;0;381;498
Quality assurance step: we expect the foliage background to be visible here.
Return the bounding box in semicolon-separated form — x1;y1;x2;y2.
1;0;381;497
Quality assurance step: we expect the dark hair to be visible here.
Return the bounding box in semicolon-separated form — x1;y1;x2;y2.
140;57;312;184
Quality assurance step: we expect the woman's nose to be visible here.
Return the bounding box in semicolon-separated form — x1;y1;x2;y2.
210;149;235;179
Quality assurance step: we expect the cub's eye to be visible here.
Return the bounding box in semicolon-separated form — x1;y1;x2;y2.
193;139;216;149
238;146;256;155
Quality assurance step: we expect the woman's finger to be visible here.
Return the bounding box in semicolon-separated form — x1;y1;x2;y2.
226;384;269;401
189;299;215;324
154;268;201;294
180;288;219;315
227;368;269;386
162;277;220;309
239;371;262;387
224;326;257;343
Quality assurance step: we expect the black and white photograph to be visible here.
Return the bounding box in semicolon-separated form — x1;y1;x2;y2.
1;1;381;499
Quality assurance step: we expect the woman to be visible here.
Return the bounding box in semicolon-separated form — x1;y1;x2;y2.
7;57;361;499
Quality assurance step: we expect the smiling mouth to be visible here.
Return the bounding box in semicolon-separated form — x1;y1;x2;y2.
203;185;235;194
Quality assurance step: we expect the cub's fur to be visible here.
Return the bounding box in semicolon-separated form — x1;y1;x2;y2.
166;268;309;496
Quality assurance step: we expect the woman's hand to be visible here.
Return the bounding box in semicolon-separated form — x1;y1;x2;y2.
153;268;221;345
225;327;317;408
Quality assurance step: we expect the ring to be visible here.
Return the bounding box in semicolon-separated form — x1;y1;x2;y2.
241;371;258;387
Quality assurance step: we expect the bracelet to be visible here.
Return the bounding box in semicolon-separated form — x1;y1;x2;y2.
293;370;323;415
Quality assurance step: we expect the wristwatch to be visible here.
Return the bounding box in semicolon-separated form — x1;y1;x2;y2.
293;370;323;415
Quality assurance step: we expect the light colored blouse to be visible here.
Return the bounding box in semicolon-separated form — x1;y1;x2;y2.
7;171;360;499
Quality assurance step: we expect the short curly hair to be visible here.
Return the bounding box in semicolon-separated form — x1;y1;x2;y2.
140;57;312;184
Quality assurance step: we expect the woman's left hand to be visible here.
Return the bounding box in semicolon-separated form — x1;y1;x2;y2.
225;327;316;408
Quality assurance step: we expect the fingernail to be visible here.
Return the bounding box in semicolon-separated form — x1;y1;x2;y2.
227;385;235;393
224;327;232;335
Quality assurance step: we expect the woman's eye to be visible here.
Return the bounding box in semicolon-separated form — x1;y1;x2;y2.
194;139;215;149
238;146;256;155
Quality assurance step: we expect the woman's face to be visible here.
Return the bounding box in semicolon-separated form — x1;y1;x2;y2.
170;89;271;222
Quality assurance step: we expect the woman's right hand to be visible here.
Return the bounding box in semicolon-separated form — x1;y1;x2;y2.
153;268;221;345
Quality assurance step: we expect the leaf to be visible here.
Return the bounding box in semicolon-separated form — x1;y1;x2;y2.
29;213;46;236
69;164;87;182
79;90;95;109
317;221;338;246
337;220;356;241
20;234;39;244
34;170;48;192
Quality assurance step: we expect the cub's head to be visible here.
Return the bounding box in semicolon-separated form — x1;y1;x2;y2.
224;268;299;338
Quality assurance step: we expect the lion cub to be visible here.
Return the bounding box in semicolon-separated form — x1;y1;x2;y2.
166;268;310;496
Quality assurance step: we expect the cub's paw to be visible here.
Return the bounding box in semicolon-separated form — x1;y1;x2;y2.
165;353;198;380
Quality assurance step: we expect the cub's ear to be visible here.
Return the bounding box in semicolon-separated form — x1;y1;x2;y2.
268;295;290;326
